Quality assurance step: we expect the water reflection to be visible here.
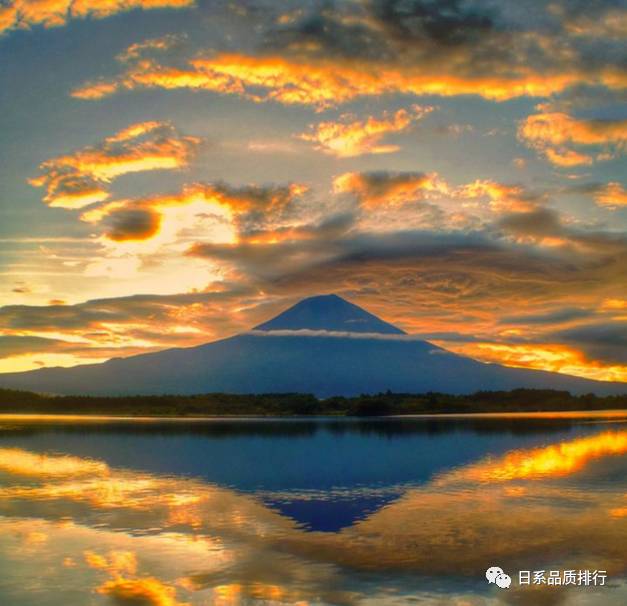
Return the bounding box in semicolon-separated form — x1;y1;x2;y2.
0;415;625;605
437;430;627;483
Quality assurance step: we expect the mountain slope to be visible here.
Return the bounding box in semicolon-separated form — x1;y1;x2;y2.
0;295;624;397
254;294;404;334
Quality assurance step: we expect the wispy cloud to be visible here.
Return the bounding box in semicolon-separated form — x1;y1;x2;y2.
0;289;256;372
298;106;433;157
594;182;627;209
333;171;447;207
518;111;627;167
72;50;617;108
29;121;201;209
246;329;447;343
70;1;627;107
458;180;544;213
0;0;195;37
80;181;309;244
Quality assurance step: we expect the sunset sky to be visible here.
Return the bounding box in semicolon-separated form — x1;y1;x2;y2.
0;0;625;381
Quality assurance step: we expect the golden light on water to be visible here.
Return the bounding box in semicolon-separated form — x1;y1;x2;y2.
0;423;625;605
97;576;189;606
438;430;627;484
0;448;109;477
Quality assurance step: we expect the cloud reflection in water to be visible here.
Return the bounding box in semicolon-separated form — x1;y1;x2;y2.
0;426;625;605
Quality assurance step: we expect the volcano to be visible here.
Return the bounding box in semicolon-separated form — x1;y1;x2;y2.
0;294;624;396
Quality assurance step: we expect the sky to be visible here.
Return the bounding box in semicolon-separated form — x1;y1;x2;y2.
0;0;625;382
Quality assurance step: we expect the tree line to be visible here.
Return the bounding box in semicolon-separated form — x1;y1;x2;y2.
0;388;625;416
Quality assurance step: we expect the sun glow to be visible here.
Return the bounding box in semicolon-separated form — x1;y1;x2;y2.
435;341;627;383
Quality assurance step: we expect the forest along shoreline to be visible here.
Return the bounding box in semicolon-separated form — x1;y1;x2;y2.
1;388;626;417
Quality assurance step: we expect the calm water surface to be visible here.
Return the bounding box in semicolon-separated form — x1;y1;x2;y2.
0;412;626;605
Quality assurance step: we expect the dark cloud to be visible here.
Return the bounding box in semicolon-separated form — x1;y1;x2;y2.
551;322;627;364
71;0;627;108
188;222;608;319
79;181;311;243
104;209;162;242
184;192;627;321
498;208;563;238
266;0;500;61
261;0;624;84
2;216;625;370
333;170;446;208
0;290;252;332
188;213;357;279
0;336;68;359
265;4;386;60
0;334;184;361
189;225;499;280
240;211;357;242
370;0;496;48
501;308;595;325
497;207;627;255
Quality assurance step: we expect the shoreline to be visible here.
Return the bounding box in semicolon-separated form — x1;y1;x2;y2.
1;409;626;422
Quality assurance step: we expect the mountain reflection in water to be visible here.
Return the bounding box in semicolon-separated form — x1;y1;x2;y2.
0;413;625;605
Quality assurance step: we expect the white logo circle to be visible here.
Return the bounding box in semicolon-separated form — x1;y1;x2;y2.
486;566;504;584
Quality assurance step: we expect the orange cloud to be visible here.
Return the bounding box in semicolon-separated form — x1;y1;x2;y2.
333;171;447;207
458;180;541;212
0;0;195;36
436;341;627;383
70;80;120;100
546;147;594;167
28;176;111;210
71;59;239;101
594;182;627;209
0;287;263;372
29;121;200;209
602;298;627;311
523;112;627;145
72;51;626;108
72;0;194;19
298;105;433;157
103;120;166;143
117;33;184;62
518;111;627;167
238;224;329;245
80;182;308;243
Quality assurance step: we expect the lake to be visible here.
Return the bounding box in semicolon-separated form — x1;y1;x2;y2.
0;412;626;605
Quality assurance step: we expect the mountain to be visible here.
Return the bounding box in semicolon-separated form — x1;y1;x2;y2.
0;294;624;397
254;293;404;334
